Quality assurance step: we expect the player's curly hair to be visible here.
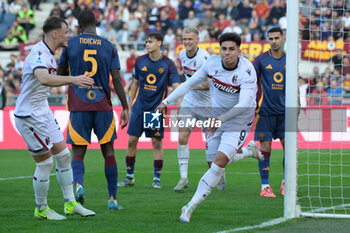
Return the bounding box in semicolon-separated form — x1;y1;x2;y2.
43;16;67;33
219;33;241;47
78;10;97;28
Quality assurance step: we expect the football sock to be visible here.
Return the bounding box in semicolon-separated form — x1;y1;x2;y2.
72;154;85;187
104;155;118;200
188;163;225;210
230;147;251;163
54;148;75;202
33;156;53;210
126;156;135;177
259;151;271;186
178;144;189;179
154;160;163;179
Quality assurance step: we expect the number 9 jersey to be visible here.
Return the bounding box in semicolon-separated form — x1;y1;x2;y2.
58;33;120;111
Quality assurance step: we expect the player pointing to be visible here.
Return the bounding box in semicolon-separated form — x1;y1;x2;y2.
157;33;263;222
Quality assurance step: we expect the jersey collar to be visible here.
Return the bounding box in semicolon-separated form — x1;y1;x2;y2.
42;40;54;55
222;57;239;71
186;47;199;59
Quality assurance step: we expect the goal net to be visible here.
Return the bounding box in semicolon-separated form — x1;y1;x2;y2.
290;0;350;218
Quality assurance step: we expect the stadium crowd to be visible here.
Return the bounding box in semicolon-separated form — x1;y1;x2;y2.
1;0;350;107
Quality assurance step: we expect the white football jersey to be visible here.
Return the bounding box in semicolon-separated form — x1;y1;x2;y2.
179;47;210;107
14;41;57;117
200;55;257;125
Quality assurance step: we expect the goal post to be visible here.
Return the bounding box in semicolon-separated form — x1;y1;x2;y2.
286;0;350;219
284;0;299;219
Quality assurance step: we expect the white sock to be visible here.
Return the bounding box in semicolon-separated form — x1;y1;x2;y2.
261;184;270;190
33;156;53;210
188;163;225;210
178;145;189;179
229;147;252;164
54;148;75;202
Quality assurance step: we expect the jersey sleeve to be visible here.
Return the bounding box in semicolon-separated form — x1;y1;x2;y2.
133;60;139;80
30;49;49;72
110;44;120;70
241;64;257;90
58;47;68;68
252;55;261;78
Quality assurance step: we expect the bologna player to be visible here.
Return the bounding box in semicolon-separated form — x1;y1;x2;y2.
158;33;263;222
14;16;95;220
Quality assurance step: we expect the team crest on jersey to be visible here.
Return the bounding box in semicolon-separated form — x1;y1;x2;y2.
45;137;50;145
246;68;251;75
51;59;54;64
193;61;197;68
158;67;164;74
232;74;238;84
215;70;218;75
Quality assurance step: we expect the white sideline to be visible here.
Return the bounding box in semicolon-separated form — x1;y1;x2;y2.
215;217;287;233
0;173;56;181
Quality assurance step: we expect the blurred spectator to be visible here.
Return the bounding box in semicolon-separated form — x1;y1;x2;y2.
178;0;194;20
222;19;243;35
343;73;350;93
135;4;147;20
226;0;239;20
343;10;350;32
331;48;344;72
117;22;132;50
299;77;308;108
238;0;252;27
267;0;285;26
343;56;350;76
201;9;216;29
300;0;316;18
101;22;117;43
147;2;160;31
254;0;270;26
125;48;137;82
17;4;35;37
111;11;124;32
164;27;175;49
333;0;346;17
243;27;252;42
50;3;63;18
309;66;321;90
184;10;199;28
2;31;19;50
29;0;41;11
160;0;176;20
66;14;78;36
315;0;332;22
310;82;328;105
9;0;23;14
9;19;27;43
158;8;172;35
331;68;343;86
198;23;209;42
214;12;230;34
211;0;224;18
249;10;261;35
127;12;141;34
327;79;343;105
320;21;332;40
200;0;212;12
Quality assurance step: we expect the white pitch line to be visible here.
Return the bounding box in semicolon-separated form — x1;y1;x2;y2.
215;217;287;233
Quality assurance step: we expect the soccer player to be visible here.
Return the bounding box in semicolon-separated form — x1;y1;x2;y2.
14;16;95;220
157;33;263;222
117;32;181;189
175;27;216;192
253;27;286;197
57;10;129;210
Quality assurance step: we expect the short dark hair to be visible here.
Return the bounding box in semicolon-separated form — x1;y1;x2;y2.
147;32;164;44
219;33;241;47
267;27;283;35
78;10;97;28
43;16;67;33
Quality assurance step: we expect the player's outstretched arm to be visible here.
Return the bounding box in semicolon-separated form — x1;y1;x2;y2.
34;68;94;87
111;69;129;129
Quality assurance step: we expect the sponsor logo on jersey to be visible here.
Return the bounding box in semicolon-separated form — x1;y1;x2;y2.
209;76;240;93
141;66;147;71
266;64;272;69
183;67;196;78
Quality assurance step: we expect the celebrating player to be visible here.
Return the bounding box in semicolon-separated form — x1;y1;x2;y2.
14;16;95;220
58;10;129;210
117;32;181;189
157;33;263;222
175;27;227;192
253;27;286;197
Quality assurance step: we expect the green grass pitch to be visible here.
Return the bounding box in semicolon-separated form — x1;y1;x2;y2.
1;149;350;233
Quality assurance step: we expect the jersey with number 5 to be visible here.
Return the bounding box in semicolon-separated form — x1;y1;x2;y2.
58;33;120;111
